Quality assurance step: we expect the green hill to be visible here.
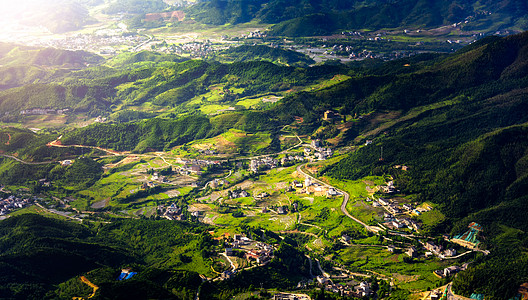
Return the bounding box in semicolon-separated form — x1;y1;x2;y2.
186;0;528;36
316;32;528;299
18;1;94;34
0;58;342;118
214;45;315;67
0;213;312;299
0;214;211;299
0;43;103;90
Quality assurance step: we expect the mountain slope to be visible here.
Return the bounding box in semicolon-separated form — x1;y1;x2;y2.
187;0;528;35
316;32;528;299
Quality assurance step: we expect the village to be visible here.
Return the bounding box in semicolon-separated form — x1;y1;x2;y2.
0;194;33;218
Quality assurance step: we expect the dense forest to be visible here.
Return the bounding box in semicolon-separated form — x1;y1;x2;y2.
319;33;528;299
0;214;210;299
214;45;315;67
0;51;342;118
185;0;528;35
0;214;313;299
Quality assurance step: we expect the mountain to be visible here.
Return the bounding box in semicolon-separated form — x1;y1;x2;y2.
103;0;169;14
186;0;528;35
313;32;528;299
0;214;213;299
0;43;104;90
0;214;311;299
1;25;528;299
15;0;95;34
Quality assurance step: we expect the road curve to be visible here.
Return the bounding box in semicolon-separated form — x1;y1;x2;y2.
296;163;381;233
0;154;58;165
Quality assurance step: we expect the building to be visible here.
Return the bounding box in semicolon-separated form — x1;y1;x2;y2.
444;248;457;257
392;220;404;228
327;188;339;197
60;160;73;166
355;281;371;297
451;222;482;249
425;241;443;253
406;246;417;257
443;266;461;277
378;198;390;206
311;139;322;149
342;234;352;243
323;110;338;120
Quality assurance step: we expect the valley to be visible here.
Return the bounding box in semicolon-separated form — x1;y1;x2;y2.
0;1;528;300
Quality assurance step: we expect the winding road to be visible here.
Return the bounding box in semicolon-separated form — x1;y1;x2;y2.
0;154;58;165
296;163;382;233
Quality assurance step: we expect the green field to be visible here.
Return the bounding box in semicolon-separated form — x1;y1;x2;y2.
189;129;272;154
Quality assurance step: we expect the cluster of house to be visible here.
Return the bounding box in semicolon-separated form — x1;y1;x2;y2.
162;203;184;221
280;155;306;166
229;189;250;199
170;41;214;57
248;140;333;173
223;234;274;278
94;116;107;123
0;196;32;216
341;31;363;37
45;32;148;54
37;178;52;188
141;181;158;189
374;197;430;223
208;178;229;189
20;108;69;115
250;157;279;172
177;159;220;175
379;181;398;194
383;214;421;232
290;177;341;198
317;277;372;298
306;140;333;161
314;41;423;61
423;241;457;259
243;30;266;39
198;149;216;155
433;265;465;278
243;244;273;265
273;292;310;300
405;241;457;260
276;205;288;214
151;172;170;183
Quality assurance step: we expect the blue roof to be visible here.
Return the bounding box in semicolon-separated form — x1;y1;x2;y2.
470;293;484;300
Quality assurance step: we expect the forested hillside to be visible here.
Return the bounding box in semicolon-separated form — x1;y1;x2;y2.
0;214;211;299
214;45;315;67
317;33;528;299
186;0;528;35
272;33;528;123
0;214;312;299
2;26;528;299
0;54;340;119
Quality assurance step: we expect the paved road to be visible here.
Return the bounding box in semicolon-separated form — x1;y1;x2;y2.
0;154;58;165
296;163;382;233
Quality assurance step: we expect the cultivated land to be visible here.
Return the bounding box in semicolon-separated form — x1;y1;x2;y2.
1;2;527;299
